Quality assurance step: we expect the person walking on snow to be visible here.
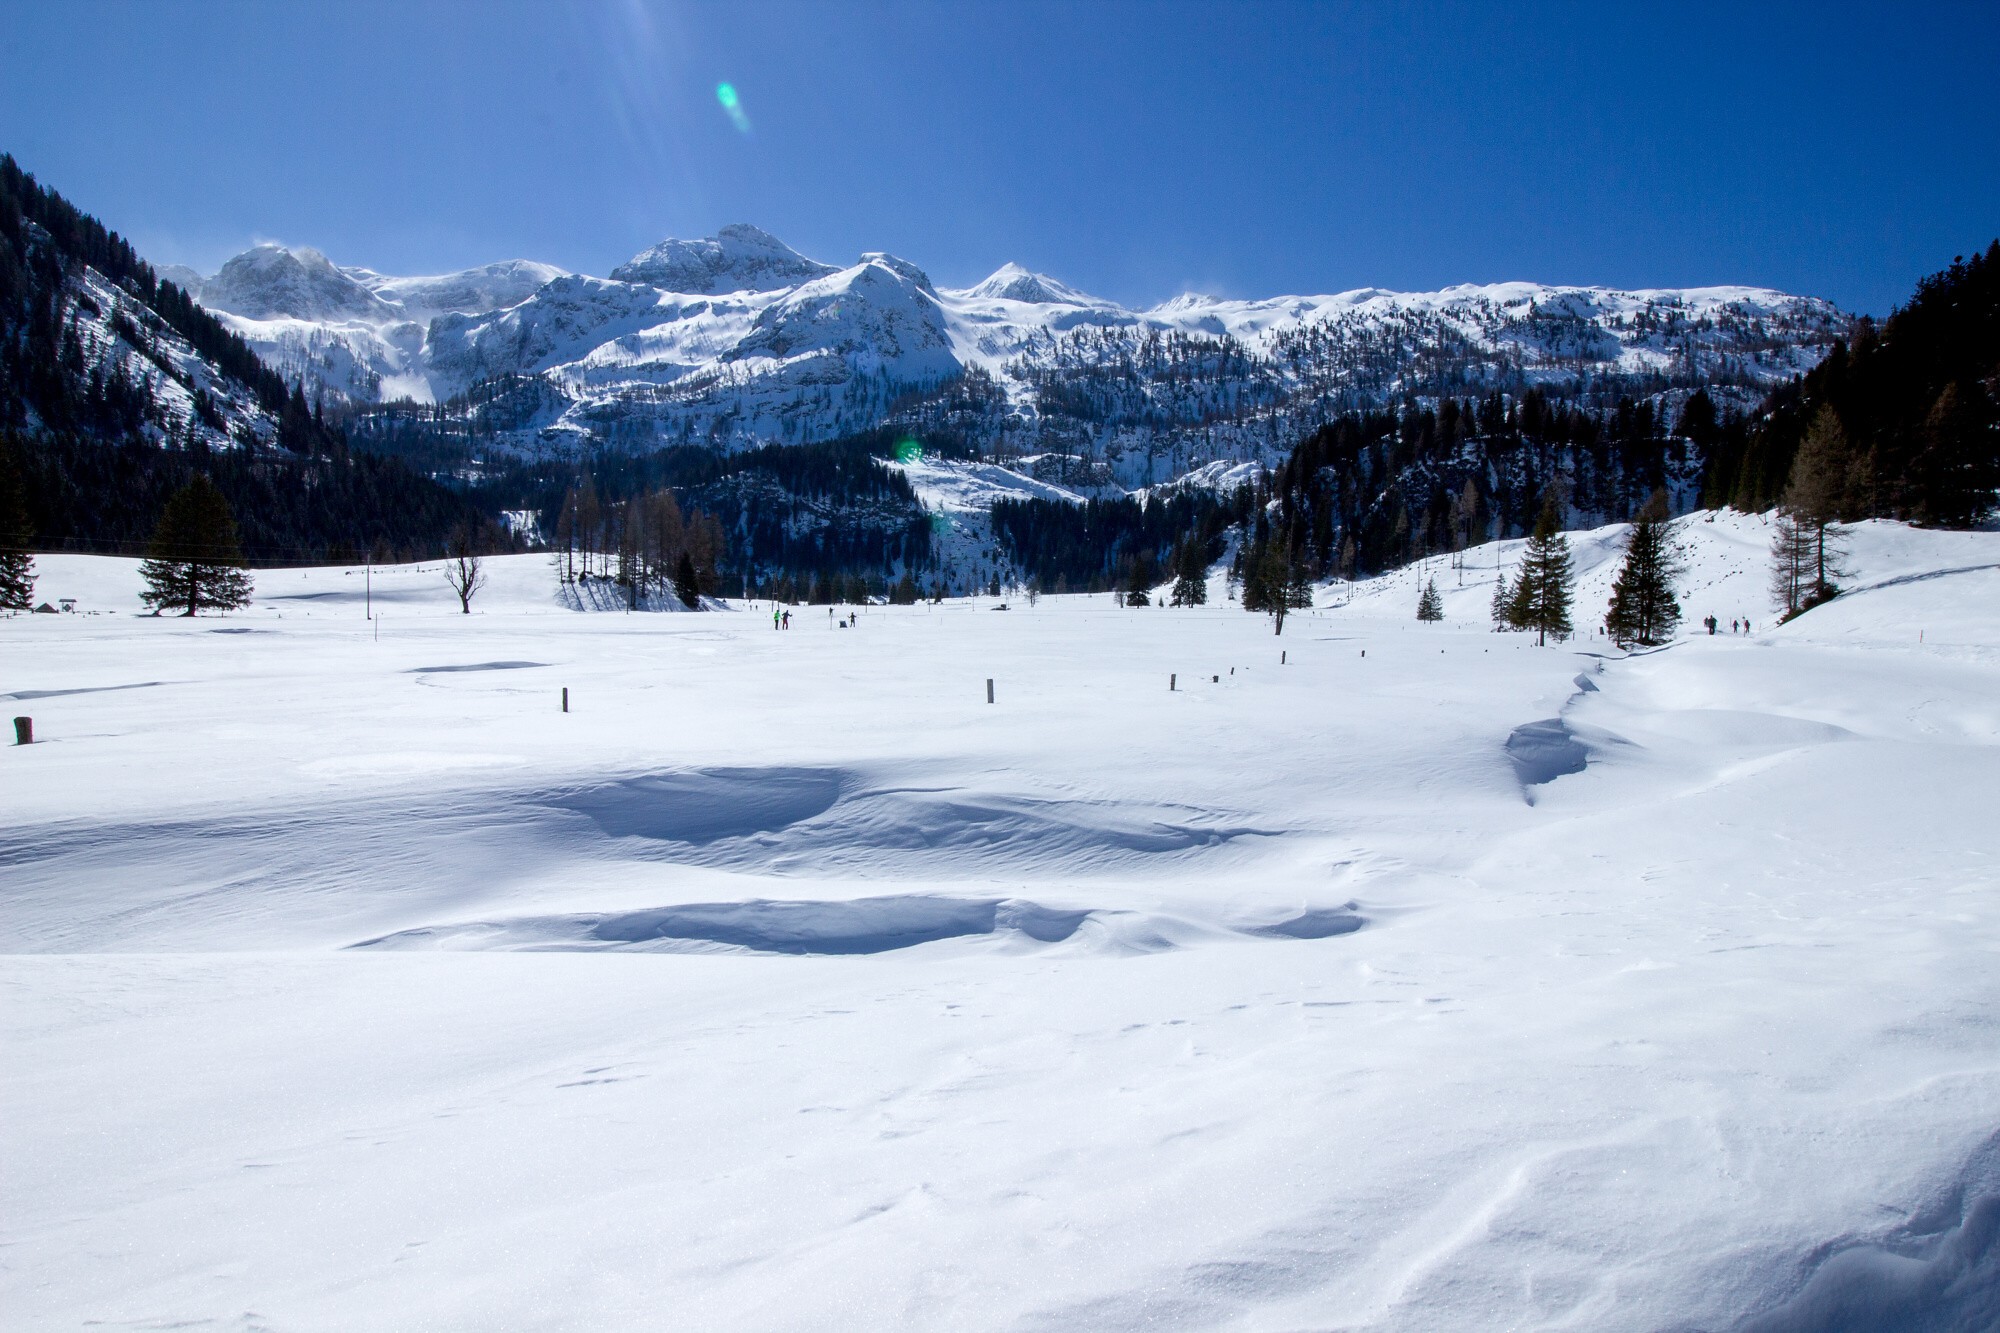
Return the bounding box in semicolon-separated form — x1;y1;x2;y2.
782;610;791;629
773;607;781;630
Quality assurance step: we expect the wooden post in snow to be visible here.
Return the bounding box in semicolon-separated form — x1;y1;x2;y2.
562;687;569;714
13;717;31;746
986;679;995;705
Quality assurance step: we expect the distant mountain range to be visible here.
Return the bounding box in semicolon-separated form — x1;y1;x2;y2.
9;149;1985;600
171;225;1850;491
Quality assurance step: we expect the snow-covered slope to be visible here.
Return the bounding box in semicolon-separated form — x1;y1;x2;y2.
351;258;570;321
170;230;1847;472
40;262;284;450
7;517;1998;1329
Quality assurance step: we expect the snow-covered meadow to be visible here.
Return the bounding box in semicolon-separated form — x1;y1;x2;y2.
5;513;1998;1330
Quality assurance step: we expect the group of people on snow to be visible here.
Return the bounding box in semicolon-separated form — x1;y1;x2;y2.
767;605;862;630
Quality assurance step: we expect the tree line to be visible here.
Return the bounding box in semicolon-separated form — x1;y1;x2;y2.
551;478;725;609
1711;241;1997;527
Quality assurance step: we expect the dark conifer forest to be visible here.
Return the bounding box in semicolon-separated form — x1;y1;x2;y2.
1712;242;1999;525
0;154;490;565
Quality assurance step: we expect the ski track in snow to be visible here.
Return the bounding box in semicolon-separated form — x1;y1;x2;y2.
4;511;1999;1331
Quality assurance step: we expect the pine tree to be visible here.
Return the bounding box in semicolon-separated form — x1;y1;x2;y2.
1506;564;1535;629
1769;510;1815;619
1416;578;1444;622
1512;498;1574;645
138;477;252;615
674;551;701;608
0;437;34;611
1779;404;1850;610
1169;537;1208;606
1250;535;1302;634
1915;382;1985;528
1490;570;1514;630
1240;538;1270;613
1605;490;1682;646
1284;549;1315;611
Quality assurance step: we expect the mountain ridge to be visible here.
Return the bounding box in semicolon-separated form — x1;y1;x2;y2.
169;227;1850;495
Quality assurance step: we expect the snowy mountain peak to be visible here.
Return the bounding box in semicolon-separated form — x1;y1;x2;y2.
609;224;838;294
201;243;396;323
962;262;1102;307
157;264;207;298
857;252;937;295
1151;291;1222;314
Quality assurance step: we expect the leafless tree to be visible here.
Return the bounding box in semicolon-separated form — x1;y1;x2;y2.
444;524;486;614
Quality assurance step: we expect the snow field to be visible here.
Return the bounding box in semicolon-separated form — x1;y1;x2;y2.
3;515;1998;1330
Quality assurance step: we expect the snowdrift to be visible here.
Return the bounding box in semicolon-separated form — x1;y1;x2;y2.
5;513;1999;1330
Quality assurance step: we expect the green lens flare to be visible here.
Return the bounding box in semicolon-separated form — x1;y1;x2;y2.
716;82;752;134
894;437;923;464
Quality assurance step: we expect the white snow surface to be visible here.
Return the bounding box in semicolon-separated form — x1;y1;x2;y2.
6;515;2000;1330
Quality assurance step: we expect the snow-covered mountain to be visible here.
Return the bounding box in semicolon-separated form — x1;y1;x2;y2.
607;222;837;292
172;229;1849;490
173;245;567;403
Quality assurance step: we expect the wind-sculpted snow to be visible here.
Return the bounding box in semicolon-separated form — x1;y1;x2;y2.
1736;1132;2000;1333
552;767;846;845
0;761;1276;952
407;660;550;674
1505;719;1591;796
9;517;2000;1331
350;895;1359;956
552;772;1277;875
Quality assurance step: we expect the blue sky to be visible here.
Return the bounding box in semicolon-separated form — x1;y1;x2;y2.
2;1;1994;314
